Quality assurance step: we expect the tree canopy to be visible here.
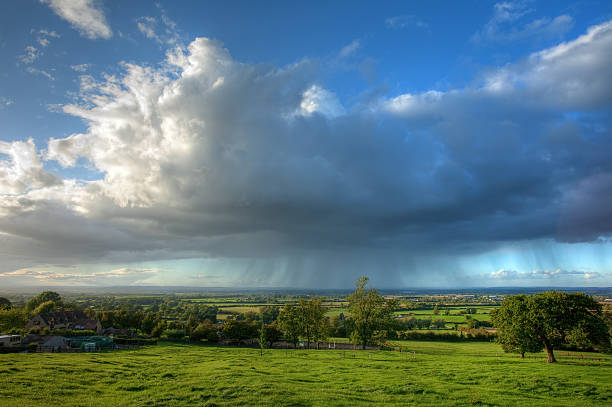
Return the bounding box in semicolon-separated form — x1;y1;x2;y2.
25;291;63;314
277;303;301;348
492;291;610;363
0;297;11;311
347;276;397;349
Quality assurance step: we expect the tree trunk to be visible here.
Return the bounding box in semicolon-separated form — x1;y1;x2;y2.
543;339;556;363
362;342;366;350
520;352;524;359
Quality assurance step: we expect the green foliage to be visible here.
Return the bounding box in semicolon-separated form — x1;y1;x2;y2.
140;312;161;335
0;308;27;333
277;303;301;347
222;318;259;341
297;297;328;348
262;322;282;347
25;291;63;314
32;300;59;315
347;276;397;349
493;291;610;362
190;321;219;343
431;318;447;329
329;314;349;337
150;321;166;338
397;330;494;341
164;329;187;341
0;297;11;311
258;324;267;356
259;306;280;324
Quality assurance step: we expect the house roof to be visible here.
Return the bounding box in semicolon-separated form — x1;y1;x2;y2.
33;310;99;329
36;310;86;324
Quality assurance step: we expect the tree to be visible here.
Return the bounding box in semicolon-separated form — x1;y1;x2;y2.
141;312;161;335
258;324;267;356
260;307;280;324
297;297;327;349
492;291;610;363
262;322;283;347
277;303;301;348
0;308;27;333
491;295;541;359
32;300;59;315
221;318;258;341
25;291;63;314
0;297;11;311
190;321;219;343
151;320;167;337
347;276;397;349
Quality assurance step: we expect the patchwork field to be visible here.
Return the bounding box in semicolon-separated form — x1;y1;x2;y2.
1;341;610;406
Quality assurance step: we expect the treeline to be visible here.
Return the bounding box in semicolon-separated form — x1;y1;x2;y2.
1;279;498;347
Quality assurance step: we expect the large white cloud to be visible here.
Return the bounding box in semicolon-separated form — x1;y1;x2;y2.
0;139;59;195
1;20;612;286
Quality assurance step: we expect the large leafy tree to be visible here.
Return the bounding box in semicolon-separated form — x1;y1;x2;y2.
347;276;397;350
25;291;64;314
297;297;328;349
491;295;541;358
493;291;610;363
222;317;258;341
277;303;301;348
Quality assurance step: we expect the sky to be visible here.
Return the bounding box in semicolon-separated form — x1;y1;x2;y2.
1;0;612;289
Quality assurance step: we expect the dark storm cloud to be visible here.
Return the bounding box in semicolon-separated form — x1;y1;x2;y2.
1;21;612;285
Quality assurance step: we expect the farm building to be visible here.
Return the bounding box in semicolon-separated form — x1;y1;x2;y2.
26;310;102;333
0;335;22;348
40;336;70;352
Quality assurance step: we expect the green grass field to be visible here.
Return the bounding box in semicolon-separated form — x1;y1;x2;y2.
1;341;610;406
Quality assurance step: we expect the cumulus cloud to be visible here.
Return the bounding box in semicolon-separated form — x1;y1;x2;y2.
472;2;573;44
0;139;59;194
1;20;612;286
41;0;112;39
298;85;345;118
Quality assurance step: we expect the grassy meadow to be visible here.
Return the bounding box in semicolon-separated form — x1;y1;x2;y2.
1;341;610;406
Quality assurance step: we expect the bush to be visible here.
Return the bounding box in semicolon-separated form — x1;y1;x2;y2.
221;318;259;341
190;322;219;343
164;329;187;341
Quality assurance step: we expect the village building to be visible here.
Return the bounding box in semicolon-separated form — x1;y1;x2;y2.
40;336;71;352
26;310;102;334
0;335;22;348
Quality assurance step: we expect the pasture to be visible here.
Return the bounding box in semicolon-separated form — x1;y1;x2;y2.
1;341;610;406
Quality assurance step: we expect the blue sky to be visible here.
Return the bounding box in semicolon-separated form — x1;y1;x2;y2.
1;0;612;288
